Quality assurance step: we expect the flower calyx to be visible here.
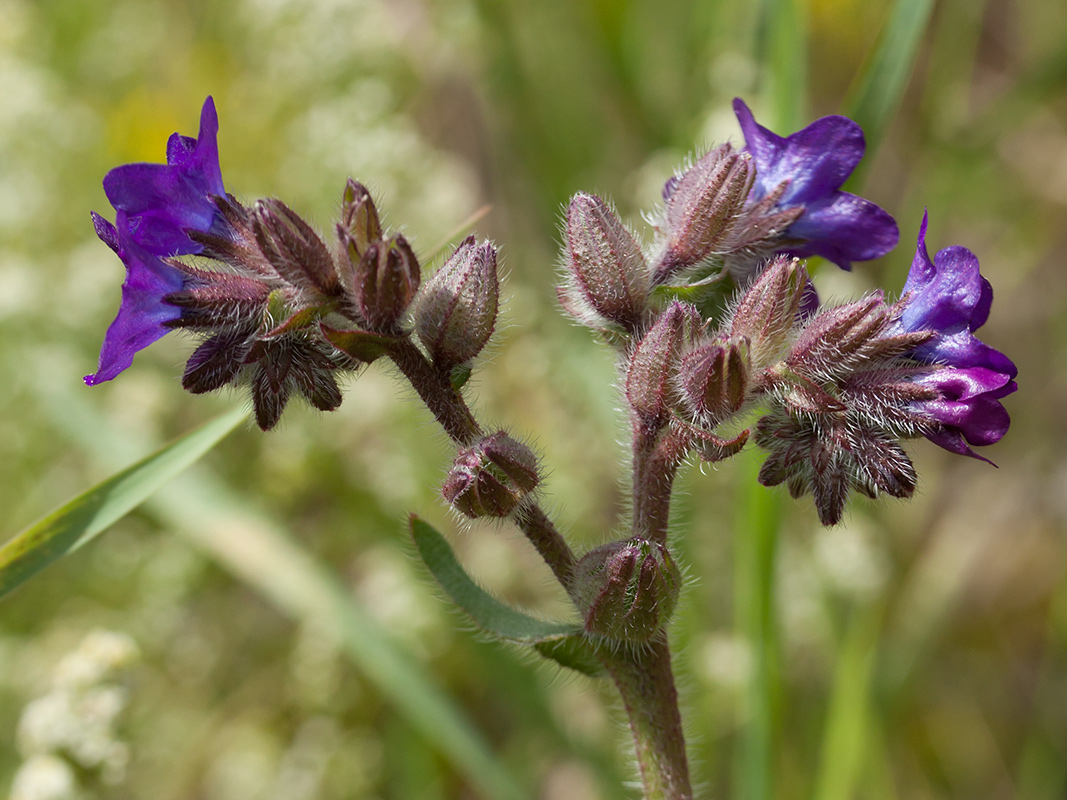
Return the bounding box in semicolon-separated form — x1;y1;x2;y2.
442;432;540;519
571;538;681;644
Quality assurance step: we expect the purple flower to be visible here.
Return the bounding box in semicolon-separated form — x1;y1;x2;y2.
899;213;1017;461
102;96;226;257
87;97;227;386
733;98;899;271
84;212;193;385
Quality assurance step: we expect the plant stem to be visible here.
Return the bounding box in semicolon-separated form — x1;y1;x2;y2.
387;340;577;588
631;422;688;544
389;339;482;446
601;641;693;800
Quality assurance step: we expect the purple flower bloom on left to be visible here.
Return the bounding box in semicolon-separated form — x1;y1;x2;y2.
733;98;899;271
86;97;227;386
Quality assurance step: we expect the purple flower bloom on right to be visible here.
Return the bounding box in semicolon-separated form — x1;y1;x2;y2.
899;212;1017;461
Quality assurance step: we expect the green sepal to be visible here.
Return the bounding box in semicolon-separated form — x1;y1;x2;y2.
450;363;473;391
534;636;604;677
321;324;401;363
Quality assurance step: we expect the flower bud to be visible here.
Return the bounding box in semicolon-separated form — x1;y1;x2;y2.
730;255;806;368
442;432;540;518
252;198;338;295
414;236;499;369
561;192;649;332
340;179;382;257
786;294;889;381
353;234;420;332
625;301;703;425
677;336;750;421
571;539;681;643
654;144;754;283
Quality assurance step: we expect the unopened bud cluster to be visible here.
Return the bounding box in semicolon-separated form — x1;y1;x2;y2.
572;538;681;643
442;432;540;518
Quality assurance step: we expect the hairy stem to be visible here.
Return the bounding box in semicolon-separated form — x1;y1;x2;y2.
631;422;689;544
389;339;482;445
601;641;693;800
388;339;576;588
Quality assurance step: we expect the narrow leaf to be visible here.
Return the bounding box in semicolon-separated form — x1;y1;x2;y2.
30;375;527;800
0;405;248;600
534;636;604;677
411;516;581;643
844;0;936;178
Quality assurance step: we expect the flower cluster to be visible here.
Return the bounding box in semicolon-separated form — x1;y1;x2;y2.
88;96;1015;525
559;100;1015;525
88;98;500;431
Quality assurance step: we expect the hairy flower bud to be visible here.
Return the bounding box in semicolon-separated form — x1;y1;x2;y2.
625;301;703;425
730;255;806;369
678;336;750;422
655;143;754;284
442;432;540;518
340;179;382;256
561;192;649;332
572;539;681;643
252;198;338;296
353;234;420;332
414;236;499;369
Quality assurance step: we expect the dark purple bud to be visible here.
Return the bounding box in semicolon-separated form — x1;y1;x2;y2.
655;144;754;283
561;193;649;333
244;335;343;430
730;256;806;369
571;538;681;643
442;432;540;518
181;326;256;394
354;234;420;332
253;199;339;295
414;236;499;368
162;267;272;331
677;336;750;422
625;301;703;425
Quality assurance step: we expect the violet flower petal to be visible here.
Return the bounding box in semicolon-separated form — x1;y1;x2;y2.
732;98;899;271
102;97;225;257
85;211;190;386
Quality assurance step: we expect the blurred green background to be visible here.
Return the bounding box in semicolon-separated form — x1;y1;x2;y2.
1;0;1065;798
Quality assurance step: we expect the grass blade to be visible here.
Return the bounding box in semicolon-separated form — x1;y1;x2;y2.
31;377;526;800
734;452;783;800
843;0;936;173
812;603;884;800
0;405;248;599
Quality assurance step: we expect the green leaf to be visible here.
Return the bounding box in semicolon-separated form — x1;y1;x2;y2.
410;516;580;643
843;0;936;179
31;379;527;800
0;405;248;600
534;636;604;677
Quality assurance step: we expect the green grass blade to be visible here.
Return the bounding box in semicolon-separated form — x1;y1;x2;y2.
33;380;526;800
734;452;783;800
762;0;809;131
0;405;248;599
411;515;580;643
812;603;884;800
843;0;936;172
